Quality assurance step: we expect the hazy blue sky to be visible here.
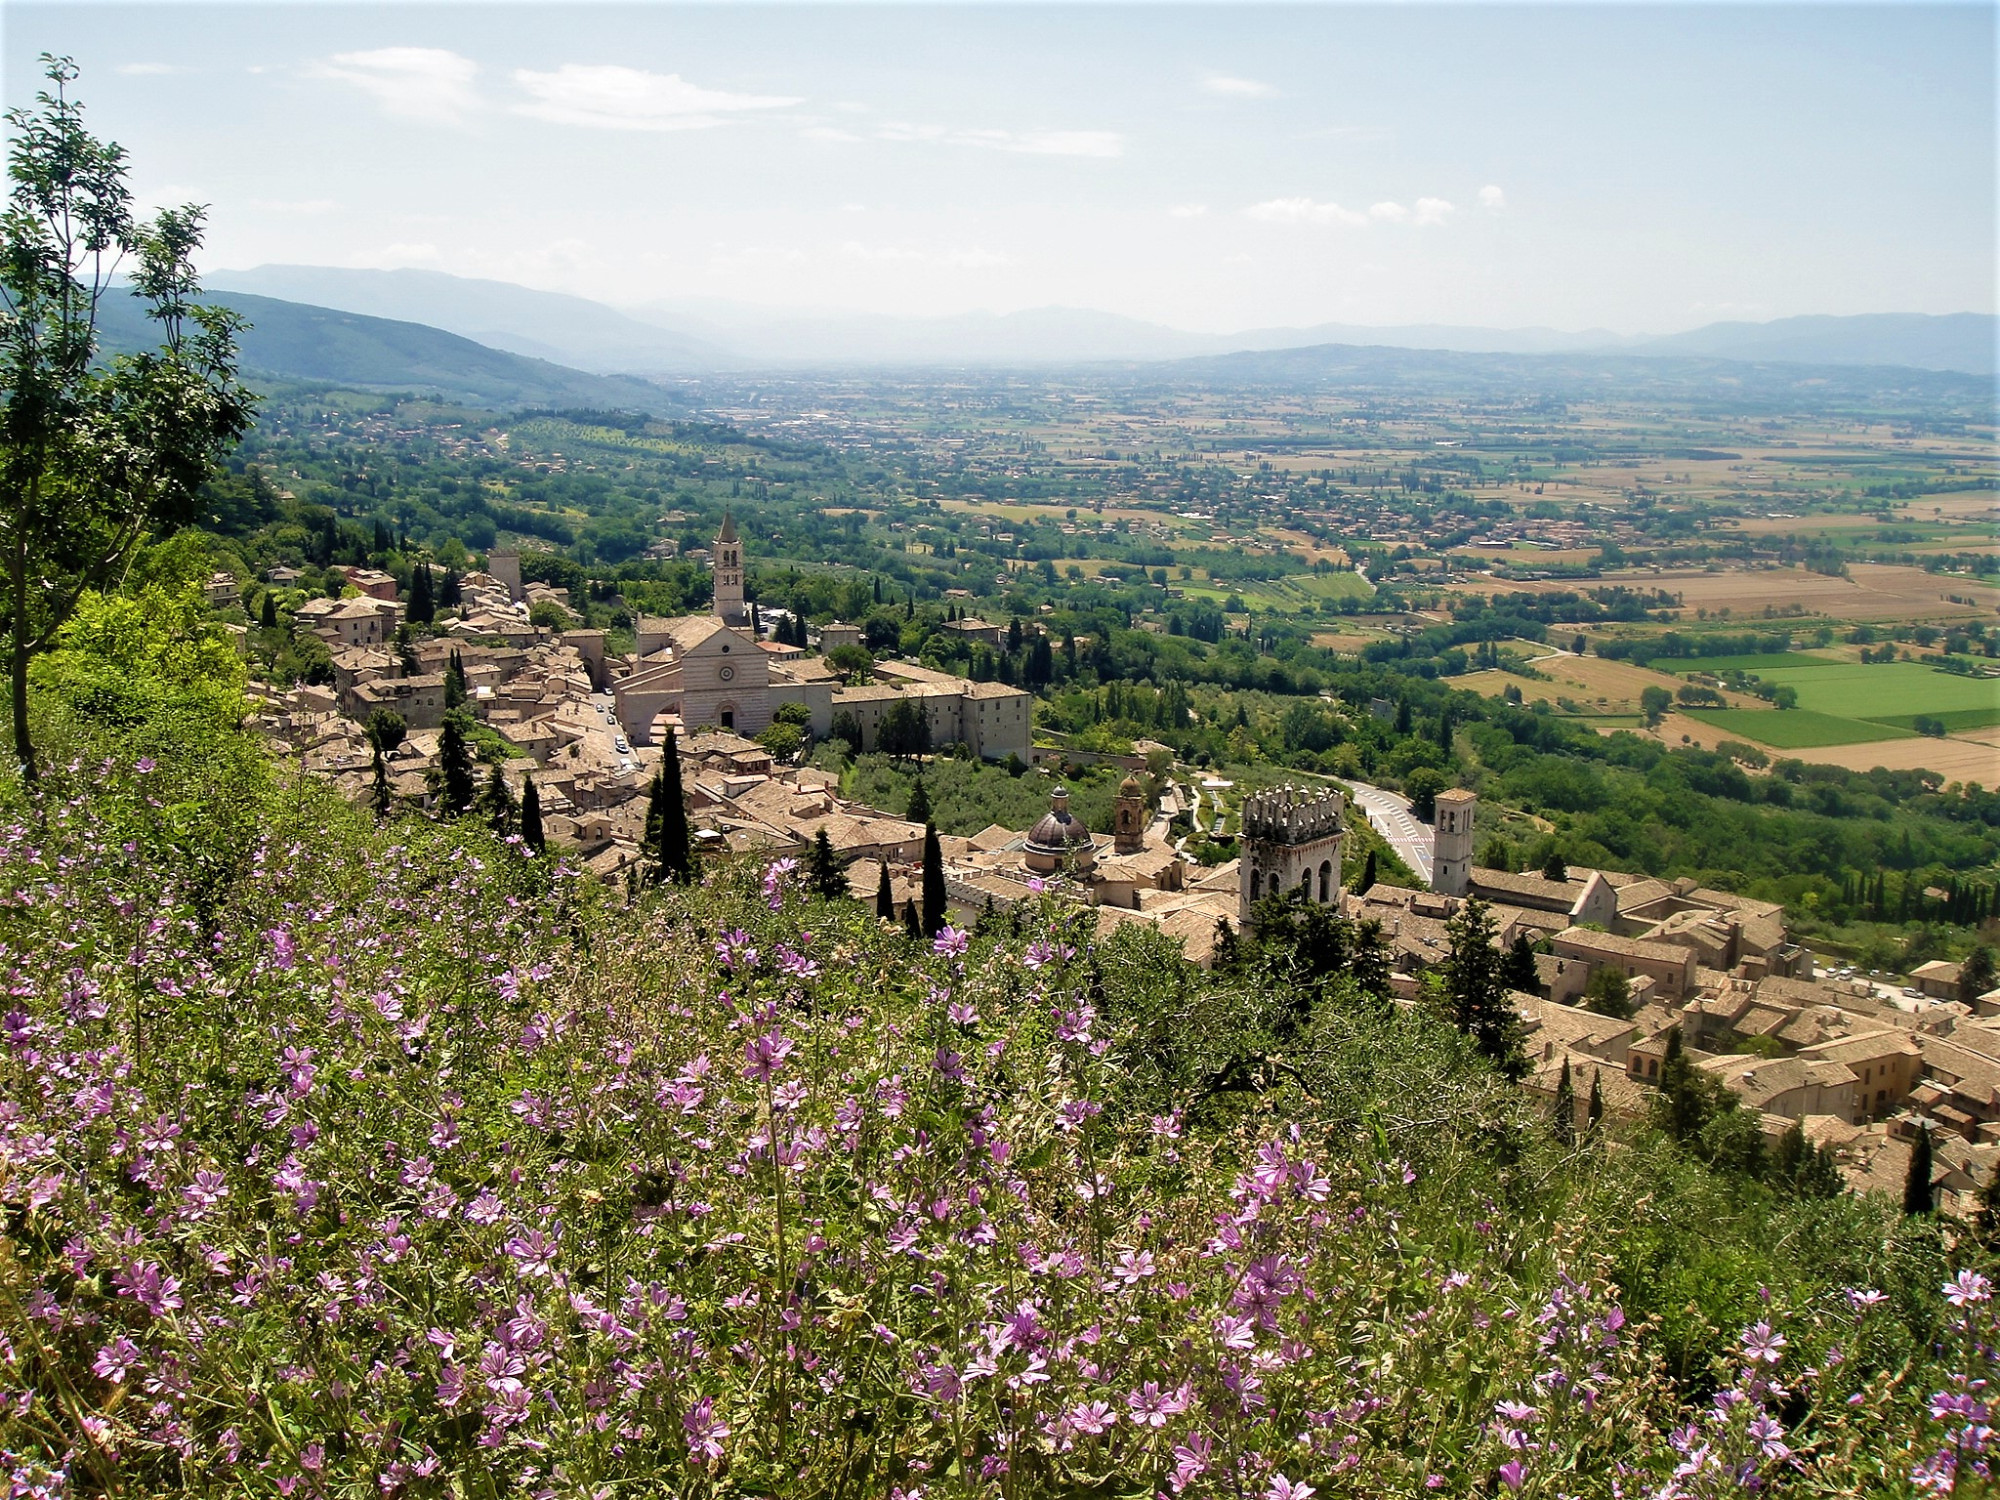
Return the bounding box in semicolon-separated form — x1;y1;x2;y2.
6;3;1994;332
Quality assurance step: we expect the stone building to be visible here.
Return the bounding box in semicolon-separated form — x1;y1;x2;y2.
1238;784;1346;927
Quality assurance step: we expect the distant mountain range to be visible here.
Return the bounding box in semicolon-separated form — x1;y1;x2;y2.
207;265;1997;377
96;288;684;411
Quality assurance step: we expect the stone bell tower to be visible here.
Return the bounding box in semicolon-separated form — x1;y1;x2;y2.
1113;774;1147;855
1239;784;1346;929
1432;788;1477;898
713;510;746;627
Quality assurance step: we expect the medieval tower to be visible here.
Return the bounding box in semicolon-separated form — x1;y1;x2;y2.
1238;784;1346;928
1432;787;1476;897
712;511;746;627
1113;774;1147;855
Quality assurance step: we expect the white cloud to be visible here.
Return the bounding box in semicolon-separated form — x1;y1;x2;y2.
512;65;800;131
1169;203;1209;218
801;125;862;143
115;62;183;77
1478;184;1506;211
1202;75;1275;98
877;122;1122;158
1244;196;1454;227
314;48;480;126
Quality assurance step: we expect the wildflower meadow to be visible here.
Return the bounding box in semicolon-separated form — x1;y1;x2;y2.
0;686;1993;1498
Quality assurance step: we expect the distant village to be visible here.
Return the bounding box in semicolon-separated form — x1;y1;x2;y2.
243;517;2000;1213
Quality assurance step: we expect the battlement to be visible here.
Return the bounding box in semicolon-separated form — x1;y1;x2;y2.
1241;785;1346;845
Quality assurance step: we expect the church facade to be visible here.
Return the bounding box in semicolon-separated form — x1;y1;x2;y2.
610;514;1032;762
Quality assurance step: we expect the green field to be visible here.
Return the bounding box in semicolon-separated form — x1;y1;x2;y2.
1868;706;2000;733
1754;661;1998;721
1685;708;1919;749
1183;571;1375;614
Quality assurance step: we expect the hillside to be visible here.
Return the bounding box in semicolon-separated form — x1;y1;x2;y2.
0;590;1987;1497
94;289;683;413
1630;312;1998;377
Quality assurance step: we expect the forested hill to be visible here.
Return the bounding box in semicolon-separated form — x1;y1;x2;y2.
94;288;682;414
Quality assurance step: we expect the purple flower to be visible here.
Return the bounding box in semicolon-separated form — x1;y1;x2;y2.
932;926;968;957
1945;1270;1992;1307
1497;1460;1526;1492
684;1395;729;1462
92;1336;141;1383
504;1227;559;1277
1740;1320;1786;1365
1268;1478;1317;1500
743;1029;795;1082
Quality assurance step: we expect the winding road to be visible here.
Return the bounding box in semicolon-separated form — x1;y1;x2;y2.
1339;779;1435;885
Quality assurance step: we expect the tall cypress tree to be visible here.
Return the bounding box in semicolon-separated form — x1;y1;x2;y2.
478;763;517;837
648;736;692;885
807;828;847;901
920;822;947;938
434;711;477;816
902;898;922;939
371;743;392;819
1442;897;1522;1077
1587;1070;1604;1130
444;649;467;710
520;775;546;855
1352;847;1377;894
875;858;895;920
1552;1057;1576;1147
906;775;932;826
1903;1125;1935;1217
408;563;435;625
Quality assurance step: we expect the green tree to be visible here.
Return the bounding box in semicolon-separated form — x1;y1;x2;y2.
519;774;546;855
1351;847;1377;894
1442;897;1522;1078
905;774;932;826
370;742;392;819
1541;850;1568;882
408;562;435;625
1587;1070;1603;1130
259;592;277;629
1903;1124;1935;1216
1500;933;1540;994
1552;1058;1576;1147
646;737;693;885
432;710;477;816
921;822;947;937
806;827;847;901
1640;685;1671;727
443;649;467;710
364;706;406;755
1404;767;1446;821
874;857;895;920
477;762;517;837
1;57;255;777
901;897;922;940
1961;944;1996;1003
1583;966;1636;1020
1652;1028;1717;1144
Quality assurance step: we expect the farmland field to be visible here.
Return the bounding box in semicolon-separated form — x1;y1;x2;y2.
1653;652;1843;674
1456;653;1757;714
1747;660;1999;722
1684;707;1917;748
1601;563;1997;622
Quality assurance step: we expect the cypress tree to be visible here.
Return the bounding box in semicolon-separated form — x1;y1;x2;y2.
520;776;546;855
439;567;462;609
1353;847;1377;894
1903;1125;1935;1217
434;711;477;816
648;736;693;885
906;775;932;827
921;822;947;938
1213;916;1241;972
1552;1058;1576;1146
444;649;467;710
902;898;922;939
371;743;392;819
478;763;517;838
1442;897;1522;1077
1587;1070;1604;1130
408;562;435;625
875;858;896;920
807;827;847;901
1655;1028;1712;1143
259;592;278;629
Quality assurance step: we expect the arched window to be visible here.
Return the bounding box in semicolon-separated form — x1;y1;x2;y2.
1318;860;1332;903
1268;871;1282;898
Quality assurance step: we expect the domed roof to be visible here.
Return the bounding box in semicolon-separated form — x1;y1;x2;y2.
1026;785;1094;852
1118;774;1144;797
1027;808;1093;850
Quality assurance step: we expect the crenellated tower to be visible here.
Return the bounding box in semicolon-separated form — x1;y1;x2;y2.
1239;783;1346;928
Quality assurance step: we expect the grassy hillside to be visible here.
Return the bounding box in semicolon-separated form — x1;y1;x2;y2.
95;288;681;413
0;582;1990;1496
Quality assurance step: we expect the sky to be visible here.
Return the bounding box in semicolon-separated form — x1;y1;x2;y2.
4;2;1995;334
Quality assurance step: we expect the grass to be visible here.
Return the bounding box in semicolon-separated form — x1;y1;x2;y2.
1756;661;1998;720
1866;705;2000;733
1684;707;1918;749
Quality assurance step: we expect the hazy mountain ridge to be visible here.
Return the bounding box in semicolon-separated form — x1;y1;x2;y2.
96;289;684;412
210;265;1996;376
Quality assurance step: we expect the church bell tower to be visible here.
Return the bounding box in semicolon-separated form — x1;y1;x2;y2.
713;510;746;627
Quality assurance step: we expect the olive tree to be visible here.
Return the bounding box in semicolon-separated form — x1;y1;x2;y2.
1;56;254;776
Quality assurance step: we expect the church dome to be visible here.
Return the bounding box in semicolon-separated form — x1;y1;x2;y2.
1027;807;1094;851
1118;774;1143;798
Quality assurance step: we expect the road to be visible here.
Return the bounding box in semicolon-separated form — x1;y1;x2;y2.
1339;779;1434;885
